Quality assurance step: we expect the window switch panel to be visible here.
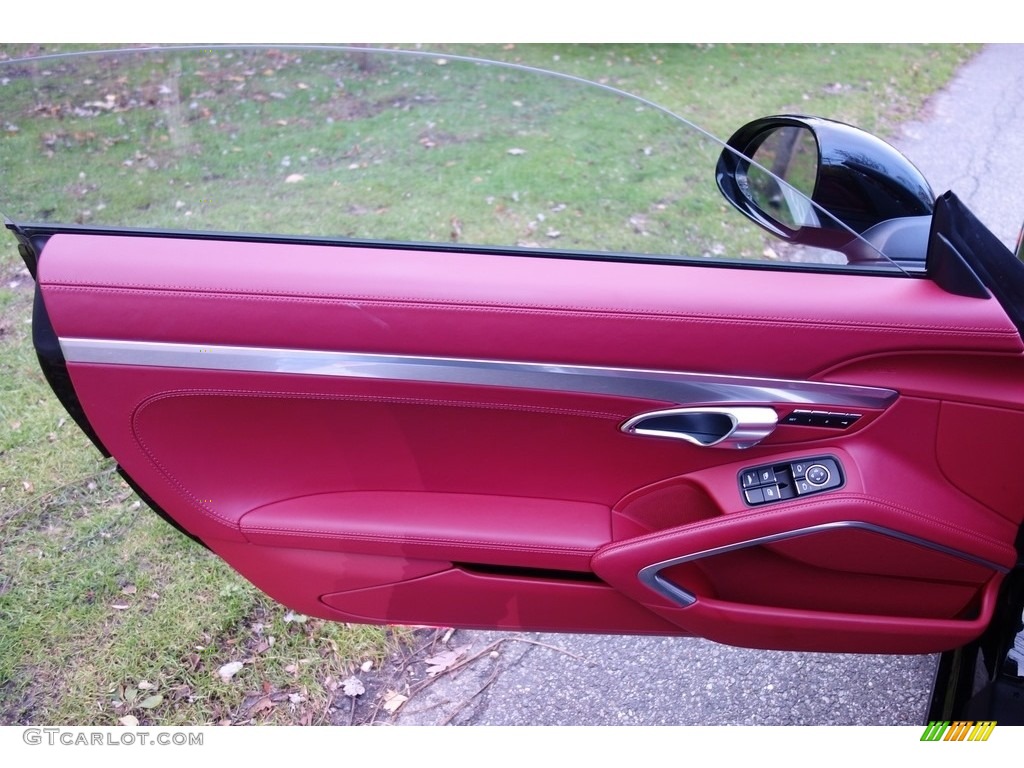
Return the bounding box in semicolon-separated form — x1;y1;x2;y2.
739;455;844;506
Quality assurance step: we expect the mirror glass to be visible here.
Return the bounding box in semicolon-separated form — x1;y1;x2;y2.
745;127;819;229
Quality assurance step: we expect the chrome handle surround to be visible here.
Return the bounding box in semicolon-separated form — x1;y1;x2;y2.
620;406;779;450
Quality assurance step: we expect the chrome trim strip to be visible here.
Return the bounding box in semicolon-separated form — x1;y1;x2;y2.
58;338;898;409
620;406;779;450
637;521;1009;608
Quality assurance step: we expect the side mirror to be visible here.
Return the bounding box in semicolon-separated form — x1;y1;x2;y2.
716;115;935;262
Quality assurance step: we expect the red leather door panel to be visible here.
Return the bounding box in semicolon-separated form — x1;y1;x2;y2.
34;232;1024;650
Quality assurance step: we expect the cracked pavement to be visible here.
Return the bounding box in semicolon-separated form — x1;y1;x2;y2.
390;44;1024;727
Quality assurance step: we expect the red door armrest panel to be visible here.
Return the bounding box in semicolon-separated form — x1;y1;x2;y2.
240;491;611;572
593;492;1015;653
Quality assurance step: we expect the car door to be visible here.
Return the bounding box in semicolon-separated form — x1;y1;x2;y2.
5;46;1024;656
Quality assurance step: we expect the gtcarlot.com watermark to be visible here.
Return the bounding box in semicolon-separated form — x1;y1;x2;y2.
23;728;203;747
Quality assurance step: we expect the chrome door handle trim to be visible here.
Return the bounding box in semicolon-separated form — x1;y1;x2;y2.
620;406;778;449
58;338;899;411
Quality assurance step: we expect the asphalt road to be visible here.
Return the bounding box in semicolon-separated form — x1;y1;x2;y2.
390;44;1024;727
894;44;1024;250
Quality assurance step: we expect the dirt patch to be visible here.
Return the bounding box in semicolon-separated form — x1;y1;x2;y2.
0;676;40;725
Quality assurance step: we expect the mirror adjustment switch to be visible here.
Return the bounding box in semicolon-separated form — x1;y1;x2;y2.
806;464;830;485
741;470;759;488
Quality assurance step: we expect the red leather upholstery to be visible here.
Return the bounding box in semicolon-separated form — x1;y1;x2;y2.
35;232;1024;648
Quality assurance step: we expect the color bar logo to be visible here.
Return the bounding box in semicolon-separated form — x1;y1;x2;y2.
921;721;997;741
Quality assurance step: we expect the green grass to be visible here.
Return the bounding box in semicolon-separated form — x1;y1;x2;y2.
0;264;392;725
0;44;976;261
0;43;978;725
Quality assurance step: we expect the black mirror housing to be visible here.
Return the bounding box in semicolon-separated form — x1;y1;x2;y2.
717;115;935;257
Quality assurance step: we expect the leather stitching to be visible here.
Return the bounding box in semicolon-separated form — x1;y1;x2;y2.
47;284;1018;337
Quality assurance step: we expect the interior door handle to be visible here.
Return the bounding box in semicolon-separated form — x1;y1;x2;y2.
620;406;778;449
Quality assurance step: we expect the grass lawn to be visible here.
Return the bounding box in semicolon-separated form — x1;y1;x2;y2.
0;43;977;725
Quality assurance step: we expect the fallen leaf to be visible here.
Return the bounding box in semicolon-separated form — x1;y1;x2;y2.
119;715;139;727
382;690;408;714
137;680;153;690
342;676;365;697
217;661;244;682
424;644;471;676
284;173;305;183
250;696;275;715
138;694;163;709
111;603;130;611
288;692;305;704
360;660;373;673
170;684;192;702
283;610;307;624
121;584;137;595
506;148;526;156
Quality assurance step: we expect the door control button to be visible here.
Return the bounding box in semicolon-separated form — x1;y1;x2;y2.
758;467;776;484
805;464;831;486
741;471;759;488
835;413;861;428
781;409;861;429
744;488;765;505
761;484;781;502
